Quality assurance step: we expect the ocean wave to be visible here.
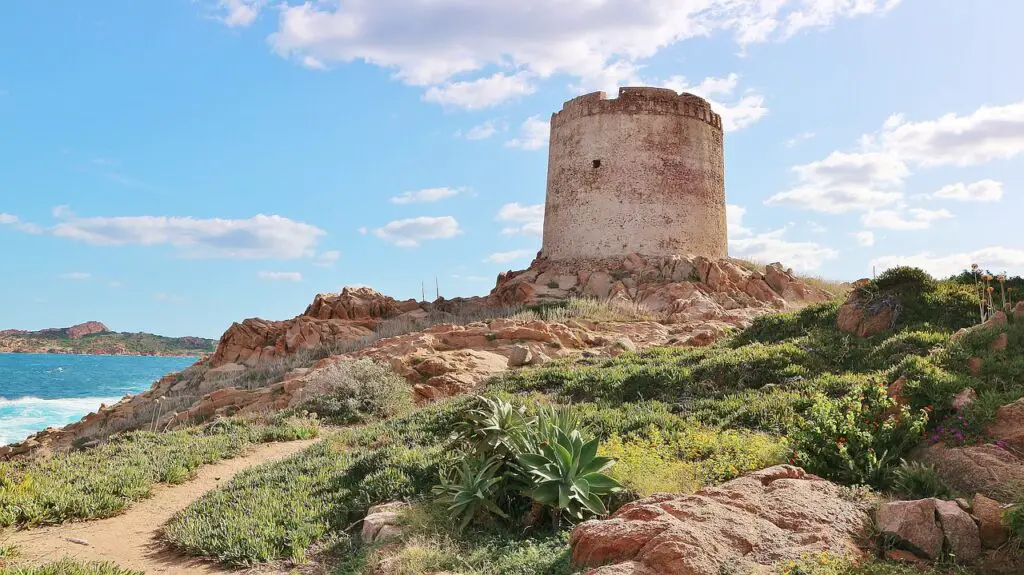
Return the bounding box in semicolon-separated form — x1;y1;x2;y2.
0;395;122;410
0;395;122;446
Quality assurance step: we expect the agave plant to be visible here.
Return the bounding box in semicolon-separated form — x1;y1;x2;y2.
517;426;621;526
454;395;535;457
431;455;509;531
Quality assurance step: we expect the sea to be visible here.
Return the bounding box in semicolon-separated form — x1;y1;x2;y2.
0;353;198;446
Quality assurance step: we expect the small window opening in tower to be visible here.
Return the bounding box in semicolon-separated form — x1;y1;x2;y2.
592;159;601;168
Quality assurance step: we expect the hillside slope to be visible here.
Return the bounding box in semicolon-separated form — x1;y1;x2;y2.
0;321;216;356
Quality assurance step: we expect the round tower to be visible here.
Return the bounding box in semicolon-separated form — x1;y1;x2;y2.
540;87;727;261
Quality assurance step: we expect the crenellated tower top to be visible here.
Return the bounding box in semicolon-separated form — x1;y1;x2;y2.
551;87;723;131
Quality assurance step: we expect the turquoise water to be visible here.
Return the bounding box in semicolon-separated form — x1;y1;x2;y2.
0;353;197;446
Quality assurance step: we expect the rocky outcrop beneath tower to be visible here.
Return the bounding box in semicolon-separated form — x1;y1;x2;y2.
489;253;834;331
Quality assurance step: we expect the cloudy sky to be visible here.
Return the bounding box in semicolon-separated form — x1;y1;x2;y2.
1;1;1022;338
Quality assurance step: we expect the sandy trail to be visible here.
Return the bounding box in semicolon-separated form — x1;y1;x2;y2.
5;438;318;574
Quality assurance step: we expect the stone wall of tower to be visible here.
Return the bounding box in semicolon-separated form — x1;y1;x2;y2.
540;87;728;261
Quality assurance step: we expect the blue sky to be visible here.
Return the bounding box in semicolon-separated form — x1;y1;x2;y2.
2;0;1023;338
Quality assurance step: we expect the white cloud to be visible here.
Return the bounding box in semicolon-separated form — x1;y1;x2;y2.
390;187;462;205
782;0;903;38
52;205;74;218
870;102;1024;167
871;246;1024;279
456;119;508;141
57;272;91;281
373;216;462;247
765;151;908;213
260;0;899;94
786;132;816;147
302;55;327;70
49;210;326;259
484;249;535;264
861;208;953;230
423;72;535;110
107;280;123;288
216;0;263;27
729;227;838;271
0;213;43;234
852;231;875;247
258;271;303;281
506;116;549;151
662;74;767;132
496;202;544;236
932;179;1004;203
726;204;751;238
314;250;341;267
807;221;827;234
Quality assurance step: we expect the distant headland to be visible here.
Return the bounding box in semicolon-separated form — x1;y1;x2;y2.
0;321;216;356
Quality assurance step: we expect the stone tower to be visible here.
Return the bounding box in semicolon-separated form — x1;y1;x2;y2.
540;87;727;261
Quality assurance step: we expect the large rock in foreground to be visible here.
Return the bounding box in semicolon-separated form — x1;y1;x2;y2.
916;397;1024;503
569;465;870;575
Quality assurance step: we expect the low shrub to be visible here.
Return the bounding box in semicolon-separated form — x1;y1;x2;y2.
599;425;787;496
290;359;414;425
865;331;949;371
793;380;928;487
0;559;144;575
490;341;812;404
892;460;953;500
1006;504;1024;549
733;301;840;346
0;416;318;528
338;501;573;575
869;266;937;296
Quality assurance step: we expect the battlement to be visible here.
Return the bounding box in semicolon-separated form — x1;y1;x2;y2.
552;87;722;130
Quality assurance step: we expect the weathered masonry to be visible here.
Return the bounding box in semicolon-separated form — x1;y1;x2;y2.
540;87;727;260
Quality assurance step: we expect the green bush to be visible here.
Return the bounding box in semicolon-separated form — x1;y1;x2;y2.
892;460;953;499
490;341;812;404
0;558;144;575
888;355;970;421
869;266;938;296
599;425;787;496
920;283;979;331
865;331;949;371
1006;504;1024;542
289;359;414;425
793;380;928;487
733;301;840;346
0;416;318;528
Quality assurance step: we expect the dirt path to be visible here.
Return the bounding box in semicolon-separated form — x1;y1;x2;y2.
5;438;319;574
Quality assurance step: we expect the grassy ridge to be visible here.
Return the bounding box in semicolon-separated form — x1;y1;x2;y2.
0;415;319;528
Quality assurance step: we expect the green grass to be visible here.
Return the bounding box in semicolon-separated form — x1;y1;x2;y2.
0;558;143;575
331;501;574;575
0;415;318;528
164;399;470;566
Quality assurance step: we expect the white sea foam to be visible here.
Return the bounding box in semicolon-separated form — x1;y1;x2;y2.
0;395;121;446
